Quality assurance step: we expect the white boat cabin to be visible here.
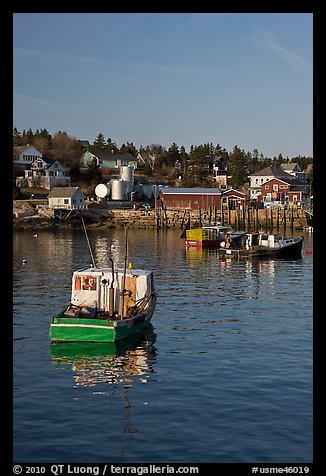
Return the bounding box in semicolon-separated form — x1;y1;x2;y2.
69;266;155;317
246;233;298;249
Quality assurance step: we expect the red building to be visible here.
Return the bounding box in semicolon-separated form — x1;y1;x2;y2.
159;187;222;210
221;188;247;209
260;178;310;204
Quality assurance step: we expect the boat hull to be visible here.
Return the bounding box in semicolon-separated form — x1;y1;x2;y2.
185;233;244;250
220;237;303;259
50;296;156;343
185;238;223;249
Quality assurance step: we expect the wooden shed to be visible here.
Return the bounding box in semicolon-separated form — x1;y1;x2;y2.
159;187;222;210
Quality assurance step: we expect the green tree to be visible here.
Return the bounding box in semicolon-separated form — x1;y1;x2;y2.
86;157;103;184
166;142;181;167
13;127;22;145
119;141;138;156
228;145;248;187
26;128;34;143
93;133;106;149
106;137;118;153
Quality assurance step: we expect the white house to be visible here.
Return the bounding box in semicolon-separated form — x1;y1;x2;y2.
13;146;42;165
48;187;85;210
17;157;71;190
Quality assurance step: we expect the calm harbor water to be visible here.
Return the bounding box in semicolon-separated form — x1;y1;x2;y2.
13;227;313;463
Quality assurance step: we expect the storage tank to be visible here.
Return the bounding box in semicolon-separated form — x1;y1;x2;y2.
95;183;110;198
120;165;133;182
111;179;126;200
142;185;153;199
120;165;134;194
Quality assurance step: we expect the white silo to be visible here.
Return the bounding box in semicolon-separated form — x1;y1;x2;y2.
111;179;126;200
120;165;134;194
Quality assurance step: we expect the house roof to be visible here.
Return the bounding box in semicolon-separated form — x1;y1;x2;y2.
161;187;221;195
280;162;300;172
78;140;90;147
32;157;58;167
263;176;307;187
14;145;42;155
222;188;245;197
87;150;136;162
250;165;293;179
48;187;83;198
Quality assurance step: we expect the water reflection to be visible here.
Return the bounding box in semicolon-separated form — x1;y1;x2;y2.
50;325;158;388
185;248;219;262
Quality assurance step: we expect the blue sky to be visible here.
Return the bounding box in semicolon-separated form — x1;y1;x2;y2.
13;13;313;158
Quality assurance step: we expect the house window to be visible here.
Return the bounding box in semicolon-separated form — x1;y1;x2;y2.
260;178;264;184
265;185;269;189
64;199;69;205
255;179;259;184
279;185;287;189
273;184;278;191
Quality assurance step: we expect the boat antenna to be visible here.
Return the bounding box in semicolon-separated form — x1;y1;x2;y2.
80;214;96;268
119;225;129;318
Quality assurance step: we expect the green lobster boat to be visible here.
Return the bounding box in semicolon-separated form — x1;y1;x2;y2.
50;220;157;344
50;264;157;343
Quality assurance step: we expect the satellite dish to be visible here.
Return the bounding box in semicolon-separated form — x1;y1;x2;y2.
95;183;110;198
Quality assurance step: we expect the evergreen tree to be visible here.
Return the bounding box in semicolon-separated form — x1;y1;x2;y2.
86;158;103;183
106;137;118;153
93;133;106;149
166;142;180;167
13;128;22;145
119;141;138;156
26;128;34;143
228;145;248;187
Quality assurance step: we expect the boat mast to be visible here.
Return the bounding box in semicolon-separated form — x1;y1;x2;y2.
80;215;96;268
